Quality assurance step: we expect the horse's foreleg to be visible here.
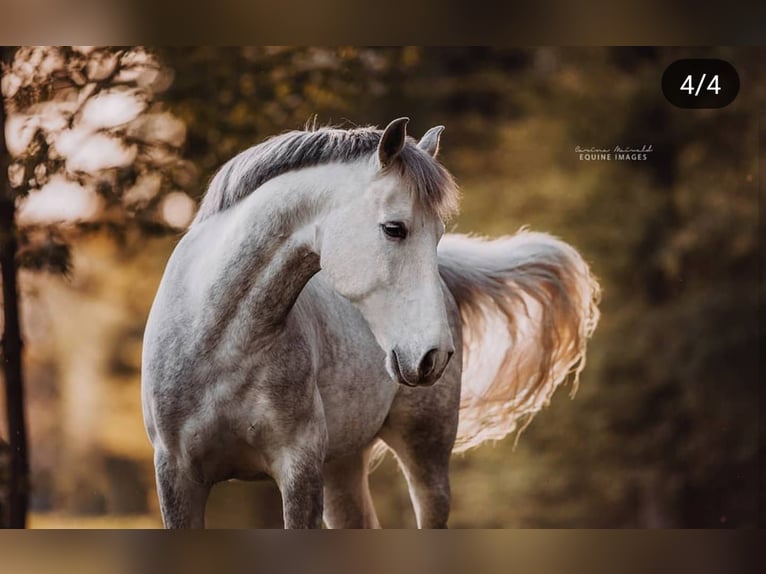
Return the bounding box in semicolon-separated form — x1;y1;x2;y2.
322;447;380;529
275;454;324;529
154;451;210;528
266;379;327;528
379;362;460;528
381;429;452;528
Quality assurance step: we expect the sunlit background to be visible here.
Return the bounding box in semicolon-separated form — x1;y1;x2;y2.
0;46;761;528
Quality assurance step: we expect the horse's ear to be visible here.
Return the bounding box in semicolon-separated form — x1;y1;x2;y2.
378;117;409;168
418;125;444;158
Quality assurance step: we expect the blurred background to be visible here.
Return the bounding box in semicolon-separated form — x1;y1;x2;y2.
0;46;761;528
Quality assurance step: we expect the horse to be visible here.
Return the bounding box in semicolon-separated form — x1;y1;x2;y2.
141;117;600;529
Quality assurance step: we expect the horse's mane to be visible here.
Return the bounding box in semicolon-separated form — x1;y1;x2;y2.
192;125;459;225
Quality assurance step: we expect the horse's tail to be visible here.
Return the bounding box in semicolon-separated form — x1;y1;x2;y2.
438;230;601;452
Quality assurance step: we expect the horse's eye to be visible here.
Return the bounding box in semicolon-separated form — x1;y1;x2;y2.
381;221;408;240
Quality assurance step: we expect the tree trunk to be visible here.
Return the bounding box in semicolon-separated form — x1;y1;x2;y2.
0;46;28;529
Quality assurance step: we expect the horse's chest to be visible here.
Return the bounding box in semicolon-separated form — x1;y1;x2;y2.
315;362;398;459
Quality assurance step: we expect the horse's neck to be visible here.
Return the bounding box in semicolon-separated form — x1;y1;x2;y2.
200;165;353;341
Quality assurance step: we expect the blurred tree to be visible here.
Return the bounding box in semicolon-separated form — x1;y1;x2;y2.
0;435;9;525
0;45;27;528
0;46;194;526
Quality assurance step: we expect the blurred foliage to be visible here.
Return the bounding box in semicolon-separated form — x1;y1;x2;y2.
2;46;196;275
3;47;760;527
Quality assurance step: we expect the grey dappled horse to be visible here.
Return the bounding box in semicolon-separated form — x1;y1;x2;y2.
141;118;600;528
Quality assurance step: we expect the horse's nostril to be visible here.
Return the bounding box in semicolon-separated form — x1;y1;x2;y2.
419;348;439;379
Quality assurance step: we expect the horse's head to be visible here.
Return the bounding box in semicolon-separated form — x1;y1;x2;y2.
317;118;457;387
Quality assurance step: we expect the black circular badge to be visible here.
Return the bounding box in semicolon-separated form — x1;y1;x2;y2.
662;59;739;109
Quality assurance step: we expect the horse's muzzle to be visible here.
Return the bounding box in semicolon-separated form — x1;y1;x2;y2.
390;347;454;387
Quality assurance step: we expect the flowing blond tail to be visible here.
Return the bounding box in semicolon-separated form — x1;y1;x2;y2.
438;230;601;452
